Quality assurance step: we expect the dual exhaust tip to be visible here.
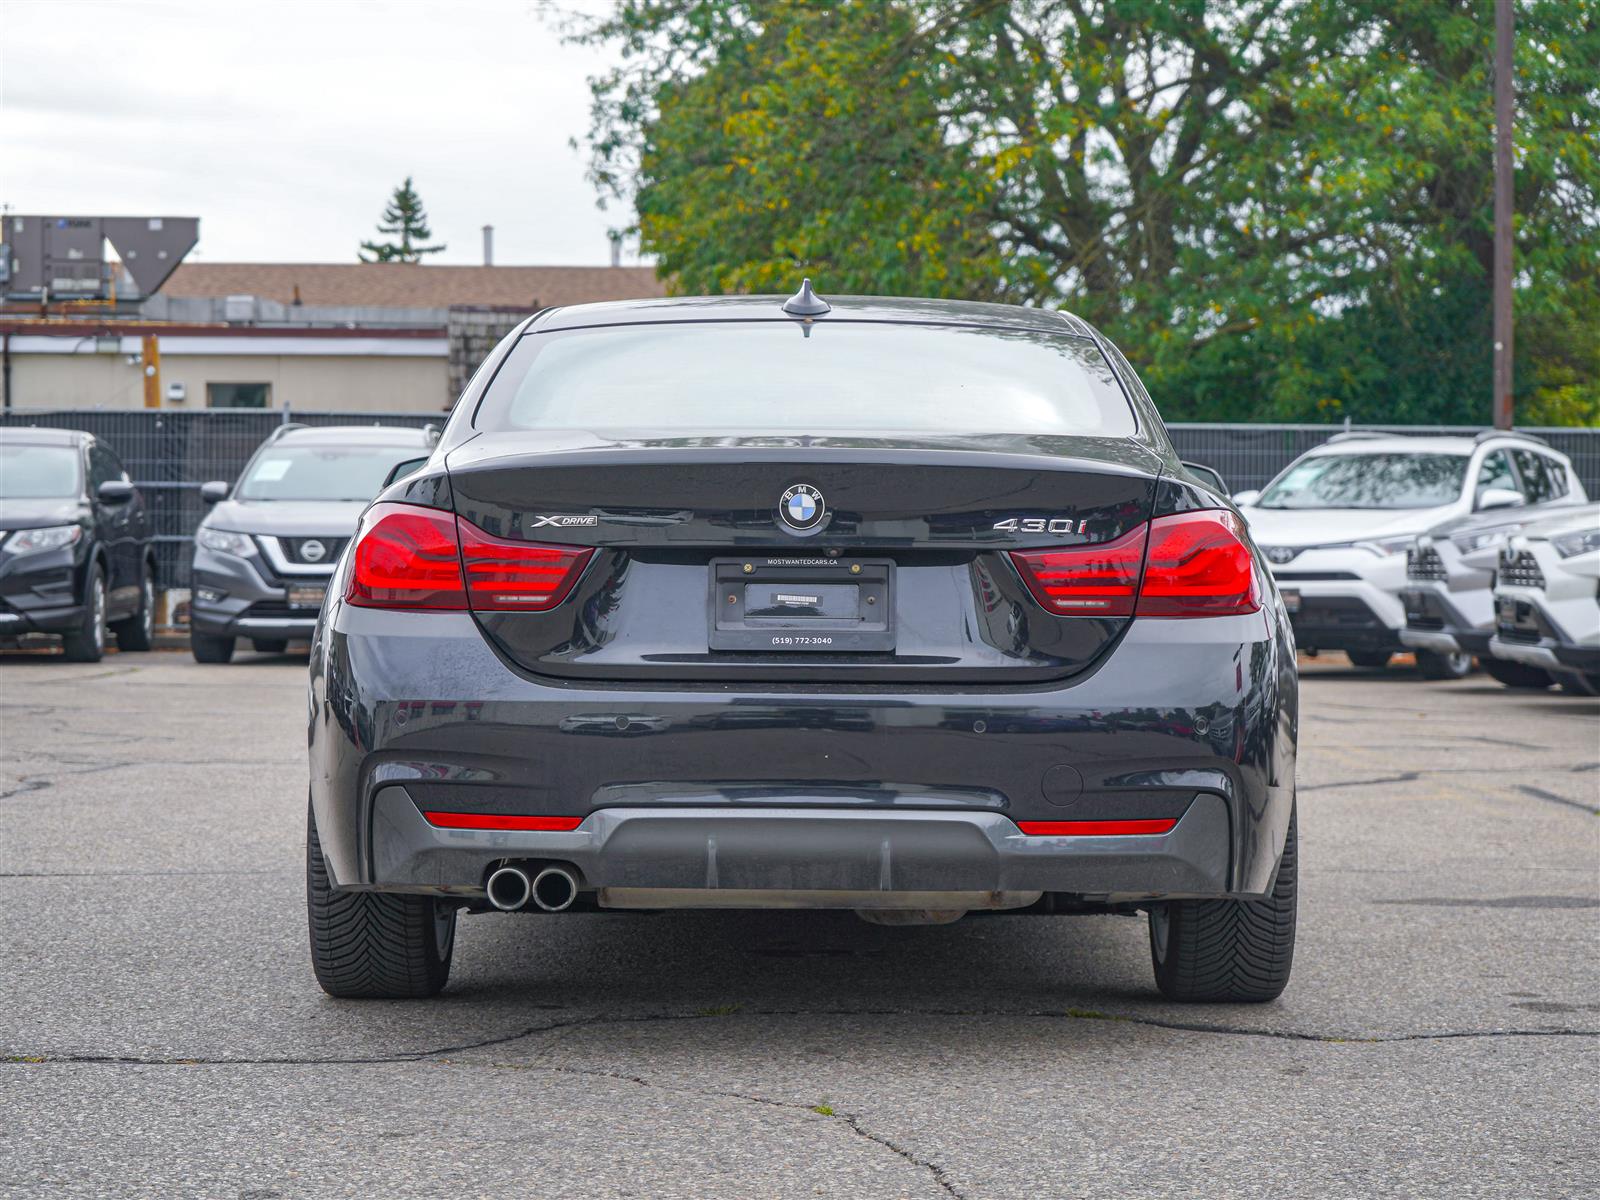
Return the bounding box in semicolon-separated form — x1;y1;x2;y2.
486;864;578;912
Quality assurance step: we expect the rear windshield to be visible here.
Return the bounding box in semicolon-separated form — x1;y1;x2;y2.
236;445;421;501
476;322;1137;436
1257;452;1469;510
0;444;80;499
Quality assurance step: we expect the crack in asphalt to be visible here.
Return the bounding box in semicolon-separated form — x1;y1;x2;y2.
483;1058;964;1198
0;761;138;801
1300;773;1419;792
1516;785;1600;816
7;1005;1596;1070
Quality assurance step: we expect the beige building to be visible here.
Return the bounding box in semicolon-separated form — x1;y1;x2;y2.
1;262;665;413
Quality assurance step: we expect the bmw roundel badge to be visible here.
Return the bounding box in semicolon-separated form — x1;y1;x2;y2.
777;483;827;534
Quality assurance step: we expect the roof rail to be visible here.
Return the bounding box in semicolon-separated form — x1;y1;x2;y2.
1474;428;1549;447
265;422;308;443
1325;431;1389;444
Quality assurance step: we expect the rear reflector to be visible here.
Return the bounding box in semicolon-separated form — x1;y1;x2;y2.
1009;509;1259;620
1016;818;1177;836
423;811;584;832
1008;524;1147;616
346;502;592;613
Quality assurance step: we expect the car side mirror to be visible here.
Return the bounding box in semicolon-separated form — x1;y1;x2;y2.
1181;461;1229;494
382;457;429;488
199;481;230;505
97;480;135;504
1477;487;1525;512
1231;489;1261;507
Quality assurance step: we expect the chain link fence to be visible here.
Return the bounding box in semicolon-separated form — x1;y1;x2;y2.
3;408;1595;598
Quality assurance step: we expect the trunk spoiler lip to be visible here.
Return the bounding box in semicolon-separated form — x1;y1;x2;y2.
444;438;1165;481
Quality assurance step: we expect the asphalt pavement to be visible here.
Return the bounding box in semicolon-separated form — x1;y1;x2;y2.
2;649;1596;1198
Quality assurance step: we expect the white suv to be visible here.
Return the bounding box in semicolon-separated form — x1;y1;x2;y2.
1488;504;1600;695
1235;432;1586;676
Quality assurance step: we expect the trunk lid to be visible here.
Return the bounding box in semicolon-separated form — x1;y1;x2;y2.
445;431;1163;684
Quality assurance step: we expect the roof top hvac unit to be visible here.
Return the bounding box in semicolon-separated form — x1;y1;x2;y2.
2;215;200;301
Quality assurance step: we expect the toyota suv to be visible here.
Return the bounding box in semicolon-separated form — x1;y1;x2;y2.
1488;504;1600;695
1235;432;1585;677
190;424;436;662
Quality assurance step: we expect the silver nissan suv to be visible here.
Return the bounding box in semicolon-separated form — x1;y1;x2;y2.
189;423;436;662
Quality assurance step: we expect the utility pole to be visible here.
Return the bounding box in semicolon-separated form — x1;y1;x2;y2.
141;334;161;409
1492;0;1514;429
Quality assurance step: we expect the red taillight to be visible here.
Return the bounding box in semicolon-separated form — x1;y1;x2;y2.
346;502;592;613
347;503;467;610
1017;818;1177;836
459;519;593;612
423;811;583;832
1008;524;1147;616
1008;510;1259;620
1136;510;1259;618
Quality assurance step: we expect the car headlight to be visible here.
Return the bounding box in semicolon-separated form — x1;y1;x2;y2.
1354;535;1415;557
1550;528;1600;558
197;527;256;557
5;524;83;554
1452;528;1515;554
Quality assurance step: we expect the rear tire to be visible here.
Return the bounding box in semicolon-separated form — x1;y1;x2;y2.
306;798;455;998
1416;648;1473;680
1347;650;1391;669
190;632;236;663
251;638;289;653
1482;658;1554;689
1559;673;1600;697
1149;806;1297;1003
113;564;156;652
61;566;107;663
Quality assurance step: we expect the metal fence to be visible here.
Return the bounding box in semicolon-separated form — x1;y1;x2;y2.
3;408;1596;593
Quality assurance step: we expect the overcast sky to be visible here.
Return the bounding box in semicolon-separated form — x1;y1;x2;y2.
0;0;640;267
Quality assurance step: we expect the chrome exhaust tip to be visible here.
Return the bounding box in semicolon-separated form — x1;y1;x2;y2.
485;866;532;911
530;866;578;912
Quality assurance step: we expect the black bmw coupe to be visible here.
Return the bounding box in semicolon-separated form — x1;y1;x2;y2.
305;285;1299;1002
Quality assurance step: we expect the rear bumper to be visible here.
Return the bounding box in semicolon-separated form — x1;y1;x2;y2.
310;607;1299;904
367;791;1234;904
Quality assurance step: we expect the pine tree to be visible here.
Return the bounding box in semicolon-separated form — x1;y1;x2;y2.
359;177;446;263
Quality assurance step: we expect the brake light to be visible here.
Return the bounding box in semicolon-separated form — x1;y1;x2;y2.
459;520;593;612
347;504;467;609
1009;510;1259;619
1136;510;1259;618
346;502;593;613
1008;524;1147;616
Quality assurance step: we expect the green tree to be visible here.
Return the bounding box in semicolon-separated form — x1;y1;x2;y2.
574;0;1600;425
359;176;446;263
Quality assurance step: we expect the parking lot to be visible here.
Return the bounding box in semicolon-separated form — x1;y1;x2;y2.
2;651;1596;1198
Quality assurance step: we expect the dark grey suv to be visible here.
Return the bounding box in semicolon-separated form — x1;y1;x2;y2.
0;427;156;662
190;424;436;662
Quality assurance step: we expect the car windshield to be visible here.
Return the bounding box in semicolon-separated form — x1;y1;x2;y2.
477;322;1137;436
0;445;81;499
235;446;420;501
1256;452;1469;510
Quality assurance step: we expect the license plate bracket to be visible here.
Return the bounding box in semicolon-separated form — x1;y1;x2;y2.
709;557;893;652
